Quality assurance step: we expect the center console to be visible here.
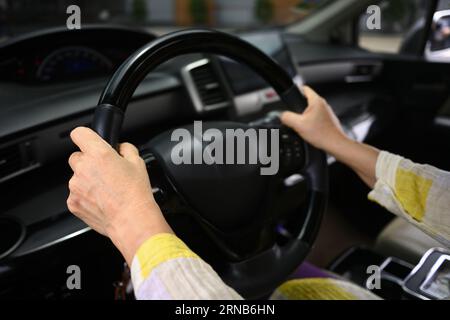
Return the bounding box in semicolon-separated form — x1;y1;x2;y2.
330;247;450;300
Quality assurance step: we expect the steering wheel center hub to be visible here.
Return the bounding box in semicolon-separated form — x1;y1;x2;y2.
149;121;278;230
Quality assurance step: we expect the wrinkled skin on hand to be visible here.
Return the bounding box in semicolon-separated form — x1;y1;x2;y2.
67;127;172;264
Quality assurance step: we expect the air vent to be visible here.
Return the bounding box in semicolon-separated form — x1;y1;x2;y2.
182;59;229;113
0;141;38;183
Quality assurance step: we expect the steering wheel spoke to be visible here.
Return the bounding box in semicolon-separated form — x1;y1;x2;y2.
140;148;188;215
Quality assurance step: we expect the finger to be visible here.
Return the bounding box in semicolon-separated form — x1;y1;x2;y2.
119;142;140;160
70;126;112;154
280;111;303;130
68;152;83;172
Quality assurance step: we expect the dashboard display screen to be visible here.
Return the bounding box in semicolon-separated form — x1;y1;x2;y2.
36;46;113;82
220;32;296;95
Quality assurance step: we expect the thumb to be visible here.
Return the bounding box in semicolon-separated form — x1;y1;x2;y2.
280;111;304;131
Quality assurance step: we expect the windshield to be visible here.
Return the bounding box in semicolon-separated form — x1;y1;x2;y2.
0;0;333;42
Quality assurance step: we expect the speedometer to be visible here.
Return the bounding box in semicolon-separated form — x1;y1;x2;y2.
36;46;113;82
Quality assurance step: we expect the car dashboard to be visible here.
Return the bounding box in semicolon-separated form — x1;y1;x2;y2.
0;26;384;279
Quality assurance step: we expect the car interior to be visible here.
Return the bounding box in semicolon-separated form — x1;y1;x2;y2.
0;0;449;300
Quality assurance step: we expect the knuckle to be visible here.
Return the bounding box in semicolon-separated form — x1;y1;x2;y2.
68;178;85;198
98;148;111;160
68;177;76;190
69;152;85;172
68;178;82;195
66;196;78;212
68;153;78;167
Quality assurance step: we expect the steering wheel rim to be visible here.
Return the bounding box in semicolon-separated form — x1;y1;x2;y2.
92;29;328;299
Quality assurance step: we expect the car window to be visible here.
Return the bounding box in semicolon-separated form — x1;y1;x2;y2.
425;0;450;62
358;0;428;55
0;0;332;43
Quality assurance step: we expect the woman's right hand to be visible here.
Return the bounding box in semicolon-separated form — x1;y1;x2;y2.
281;86;348;153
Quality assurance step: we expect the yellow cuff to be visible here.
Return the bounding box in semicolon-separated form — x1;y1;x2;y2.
394;168;432;222
275;279;357;300
134;233;199;279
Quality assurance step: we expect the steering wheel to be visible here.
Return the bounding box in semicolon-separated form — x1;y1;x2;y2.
92;29;328;299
